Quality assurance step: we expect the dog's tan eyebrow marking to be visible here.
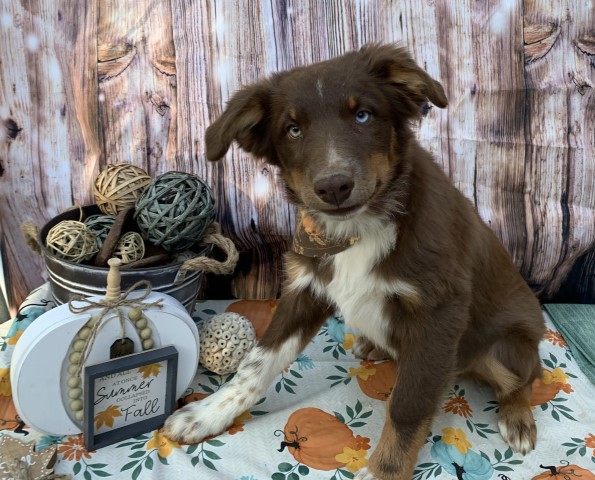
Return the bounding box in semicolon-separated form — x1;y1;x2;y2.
348;95;358;109
316;78;323;99
288;108;298;121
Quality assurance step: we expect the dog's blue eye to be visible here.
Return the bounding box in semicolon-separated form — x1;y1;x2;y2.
355;110;371;124
287;125;302;138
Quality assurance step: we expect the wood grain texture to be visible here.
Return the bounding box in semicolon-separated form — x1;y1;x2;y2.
1;0;594;312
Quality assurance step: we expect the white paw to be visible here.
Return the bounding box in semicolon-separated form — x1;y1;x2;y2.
498;418;536;455
163;395;237;444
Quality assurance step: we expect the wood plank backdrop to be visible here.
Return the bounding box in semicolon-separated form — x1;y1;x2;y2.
0;0;594;314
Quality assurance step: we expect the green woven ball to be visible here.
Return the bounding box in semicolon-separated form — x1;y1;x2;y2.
84;214;116;248
134;171;216;252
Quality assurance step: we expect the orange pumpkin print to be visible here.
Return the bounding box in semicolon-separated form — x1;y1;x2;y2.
530;368;572;406
279;407;359;470
532;462;595;479
225;299;277;338
356;360;397;401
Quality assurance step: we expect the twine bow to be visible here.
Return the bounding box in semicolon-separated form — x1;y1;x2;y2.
67;280;163;379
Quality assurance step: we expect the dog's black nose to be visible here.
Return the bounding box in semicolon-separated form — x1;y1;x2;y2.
314;175;354;206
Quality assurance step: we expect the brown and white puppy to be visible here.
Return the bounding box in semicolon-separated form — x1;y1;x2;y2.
164;44;545;480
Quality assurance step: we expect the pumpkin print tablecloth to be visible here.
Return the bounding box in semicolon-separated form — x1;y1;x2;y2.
1;283;594;480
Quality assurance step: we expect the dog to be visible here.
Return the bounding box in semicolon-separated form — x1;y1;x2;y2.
164;44;546;480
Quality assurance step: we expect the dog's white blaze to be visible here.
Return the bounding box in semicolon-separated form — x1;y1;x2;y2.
324;222;412;356
164;336;301;441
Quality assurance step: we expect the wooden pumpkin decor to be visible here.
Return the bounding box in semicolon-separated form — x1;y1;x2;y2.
11;258;200;436
532;461;595;479
357;360;397;401
277;407;358;470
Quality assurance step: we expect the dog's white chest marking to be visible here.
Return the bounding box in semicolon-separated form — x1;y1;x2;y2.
324;223;412;354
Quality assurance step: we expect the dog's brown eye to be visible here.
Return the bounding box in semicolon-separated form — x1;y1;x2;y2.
287;124;302;138
355;110;372;125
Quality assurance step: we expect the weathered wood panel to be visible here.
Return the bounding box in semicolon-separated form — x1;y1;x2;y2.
1;0;594;313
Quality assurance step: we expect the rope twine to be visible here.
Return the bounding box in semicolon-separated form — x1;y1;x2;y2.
67;280;163;379
176;222;239;282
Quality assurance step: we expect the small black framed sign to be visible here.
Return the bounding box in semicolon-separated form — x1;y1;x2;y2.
83;345;178;450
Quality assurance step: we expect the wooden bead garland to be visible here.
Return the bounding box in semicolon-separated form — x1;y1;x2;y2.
46;220;98;263
94;164;151;215
134;171;216;252
66;259;159;422
112;231;145;264
199;312;256;375
84;214;116;248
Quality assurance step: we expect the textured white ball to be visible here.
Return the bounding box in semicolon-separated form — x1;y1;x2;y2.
199;312;256;375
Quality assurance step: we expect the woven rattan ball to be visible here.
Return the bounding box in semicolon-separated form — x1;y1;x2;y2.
94;164;152;215
134;171;216;252
84;214;116;248
199;312;256;375
46;220;99;263
112;231;145;264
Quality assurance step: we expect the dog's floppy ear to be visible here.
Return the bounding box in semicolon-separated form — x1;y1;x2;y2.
205;80;276;162
361;44;448;111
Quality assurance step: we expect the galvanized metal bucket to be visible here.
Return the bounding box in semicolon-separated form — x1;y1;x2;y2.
36;205;238;313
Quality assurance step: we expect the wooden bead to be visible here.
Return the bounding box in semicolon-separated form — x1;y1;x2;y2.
67;376;81;388
128;307;142;322
69;388;82;399
142;338;154;350
69;351;82;363
72;339;86;352
78;327;91;340
75;410;84;421
68;364;79;375
70;399;83;411
139;327;152;340
135;318;148;329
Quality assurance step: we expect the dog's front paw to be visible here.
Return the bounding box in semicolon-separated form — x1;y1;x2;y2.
163;399;233;444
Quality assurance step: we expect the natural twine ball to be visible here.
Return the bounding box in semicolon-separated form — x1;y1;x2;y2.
134;171;216;252
112;231;145;264
46;220;99;263
94;163;152;215
84;214;116;248
199;312;256;375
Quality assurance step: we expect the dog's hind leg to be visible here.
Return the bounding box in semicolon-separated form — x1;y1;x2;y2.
470;342;542;454
163;289;332;444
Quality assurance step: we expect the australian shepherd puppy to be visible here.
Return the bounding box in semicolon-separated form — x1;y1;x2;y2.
164;44;545;480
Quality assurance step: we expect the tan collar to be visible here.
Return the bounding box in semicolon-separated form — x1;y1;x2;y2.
292;210;359;258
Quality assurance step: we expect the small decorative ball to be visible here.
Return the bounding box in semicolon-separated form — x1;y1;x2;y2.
70;400;83;411
94;163;152;215
75;411;84;421
199;312;256;375
134;171;216;252
142;339;154;350
112;231;145;264
84;214;116;248
46;220;98;263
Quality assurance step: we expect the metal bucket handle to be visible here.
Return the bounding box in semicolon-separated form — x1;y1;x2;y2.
21;221;239;285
